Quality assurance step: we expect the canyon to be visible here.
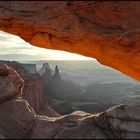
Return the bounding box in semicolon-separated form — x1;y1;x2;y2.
0;63;140;139
0;1;140;139
0;60;60;117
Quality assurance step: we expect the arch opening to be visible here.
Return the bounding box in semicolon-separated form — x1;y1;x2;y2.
0;0;140;81
0;31;94;61
0;31;140;115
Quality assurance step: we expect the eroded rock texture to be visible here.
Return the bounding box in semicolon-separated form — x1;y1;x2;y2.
0;1;140;81
32;105;140;139
0;64;140;139
0;63;23;102
0;61;60;117
0;61;43;112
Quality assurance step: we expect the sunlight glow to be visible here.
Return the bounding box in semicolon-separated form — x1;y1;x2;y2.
0;31;94;61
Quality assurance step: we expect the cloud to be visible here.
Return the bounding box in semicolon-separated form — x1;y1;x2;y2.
0;35;11;41
0;54;44;61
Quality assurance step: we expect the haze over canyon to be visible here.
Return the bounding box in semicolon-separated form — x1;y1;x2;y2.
0;1;140;139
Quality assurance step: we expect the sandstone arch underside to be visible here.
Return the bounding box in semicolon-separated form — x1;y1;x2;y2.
0;1;140;80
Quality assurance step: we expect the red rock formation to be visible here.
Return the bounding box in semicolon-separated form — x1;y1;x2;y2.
1;63;140;139
0;1;140;81
21;72;60;117
0;61;42;112
0;63;23;102
0;60;60;117
22;74;43;113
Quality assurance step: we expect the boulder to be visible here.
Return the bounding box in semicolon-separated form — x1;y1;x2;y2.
0;64;24;102
0;98;36;139
31;105;140;139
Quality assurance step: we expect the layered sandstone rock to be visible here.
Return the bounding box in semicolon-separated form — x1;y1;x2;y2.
0;1;140;81
0;61;43;112
23;73;60;117
0;63;23;102
0;61;60;117
22;73;43;112
0;64;35;139
0;64;140;139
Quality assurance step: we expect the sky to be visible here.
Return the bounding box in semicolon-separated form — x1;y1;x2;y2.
0;31;94;61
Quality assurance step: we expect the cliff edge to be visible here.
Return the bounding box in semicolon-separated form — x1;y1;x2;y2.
0;64;140;139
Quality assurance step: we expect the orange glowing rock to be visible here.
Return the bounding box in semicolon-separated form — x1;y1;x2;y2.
0;1;140;80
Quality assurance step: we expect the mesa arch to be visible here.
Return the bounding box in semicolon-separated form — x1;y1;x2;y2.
0;1;140;80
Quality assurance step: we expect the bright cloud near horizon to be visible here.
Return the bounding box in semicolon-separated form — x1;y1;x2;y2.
0;31;94;61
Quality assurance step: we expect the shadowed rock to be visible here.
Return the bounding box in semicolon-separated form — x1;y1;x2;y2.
0;64;24;102
0;66;140;139
0;64;10;76
0;98;36;139
31;105;140;139
0;61;60;117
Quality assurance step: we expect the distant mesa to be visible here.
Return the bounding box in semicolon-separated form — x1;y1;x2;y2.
39;63;51;76
52;65;61;81
41;64;62;89
21;64;37;74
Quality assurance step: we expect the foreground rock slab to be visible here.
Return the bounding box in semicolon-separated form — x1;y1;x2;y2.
31;105;140;139
0;99;36;139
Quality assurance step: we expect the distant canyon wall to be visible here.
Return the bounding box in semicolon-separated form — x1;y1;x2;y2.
0;1;140;81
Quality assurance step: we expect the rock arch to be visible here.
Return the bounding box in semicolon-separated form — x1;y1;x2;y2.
0;1;140;80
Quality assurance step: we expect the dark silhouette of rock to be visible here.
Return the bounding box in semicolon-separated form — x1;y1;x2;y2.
54;65;60;78
39;63;51;76
41;64;52;90
51;65;62;85
41;64;62;96
22;64;37;74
